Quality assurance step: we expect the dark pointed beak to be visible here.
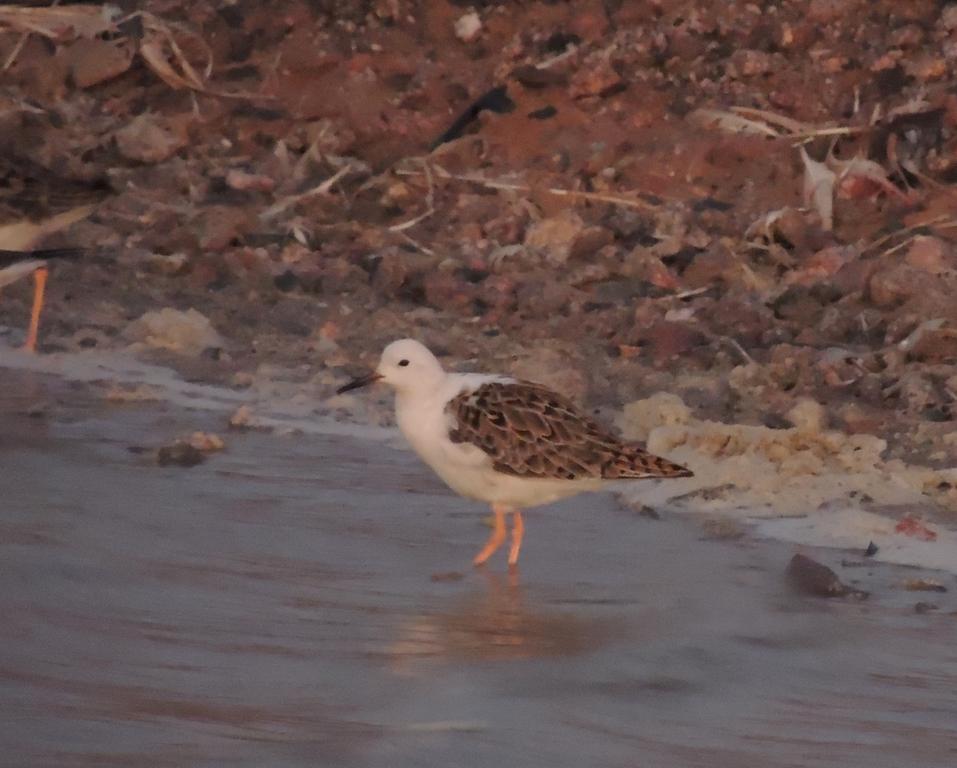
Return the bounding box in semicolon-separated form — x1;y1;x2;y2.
336;371;383;394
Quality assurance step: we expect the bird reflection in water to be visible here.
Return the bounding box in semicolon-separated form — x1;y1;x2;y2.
388;570;605;674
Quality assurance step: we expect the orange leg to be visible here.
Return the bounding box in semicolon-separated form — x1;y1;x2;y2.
508;510;524;567
23;266;48;353
473;504;508;566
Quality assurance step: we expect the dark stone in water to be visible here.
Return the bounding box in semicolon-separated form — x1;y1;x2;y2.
157;442;206;468
786;554;869;599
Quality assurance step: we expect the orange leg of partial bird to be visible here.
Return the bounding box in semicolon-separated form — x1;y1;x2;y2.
473;504;508;566
23;266;48;353
508;510;525;567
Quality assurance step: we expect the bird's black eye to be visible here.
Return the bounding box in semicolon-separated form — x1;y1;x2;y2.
398;359;410;367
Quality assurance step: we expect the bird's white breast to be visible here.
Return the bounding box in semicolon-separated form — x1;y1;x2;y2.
395;374;499;499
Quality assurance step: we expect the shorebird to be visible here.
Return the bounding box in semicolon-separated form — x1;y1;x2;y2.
0;155;109;351
337;339;693;568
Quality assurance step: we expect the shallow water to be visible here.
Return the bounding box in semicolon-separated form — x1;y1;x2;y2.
1;372;955;767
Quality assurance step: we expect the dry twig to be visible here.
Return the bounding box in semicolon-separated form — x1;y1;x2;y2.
259;164;355;221
396;167;661;211
720;336;754;365
861;214;956;255
389;159;436;232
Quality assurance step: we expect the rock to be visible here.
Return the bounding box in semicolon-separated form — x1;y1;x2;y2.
187;431;225;453
569;226;615;260
903;578;947;593
280;242;313;266
893;372;936;415
786;398;826;433
634;504;661;520
430;571;465;583
320;259;368;294
274;270;300;293
943;5;957;30
909;328;957;363
839;402;883;434
157;442;205;468
867;264;931;308
422;271;474;312
454;12;482;42
731;49;774;77
890;24;924;48
831;258;875;297
569;56;622;98
785;246;855;287
226;168;275;192
682;248;745;289
770;285;826;321
115;113;188;164
807;0;845;24
198;206;252;252
905;55;947;81
229;405;252;429
524;210;586;265
63;37;134;88
125;308;224;356
905;236;954;273
514;276;577;317
769;206;815;251
318;320;340;341
786;554;868;599
476;274;517;315
619;247;678;289
371;249;410;296
569;9;610;41
639;321;709;365
146;252;189;276
700;516;745;540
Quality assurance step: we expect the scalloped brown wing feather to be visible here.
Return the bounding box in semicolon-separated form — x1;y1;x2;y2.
447;381;693;481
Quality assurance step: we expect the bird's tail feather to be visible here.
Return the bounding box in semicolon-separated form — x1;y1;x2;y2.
603;443;694;480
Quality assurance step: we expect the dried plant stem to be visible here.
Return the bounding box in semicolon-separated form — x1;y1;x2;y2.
861;214;954;254
396;232;435;256
720;336;754;364
2;31;28;72
259;165;354;221
396;168;660;211
389;160;435;232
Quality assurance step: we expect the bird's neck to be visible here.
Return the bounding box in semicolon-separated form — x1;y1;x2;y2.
395;373;448;407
